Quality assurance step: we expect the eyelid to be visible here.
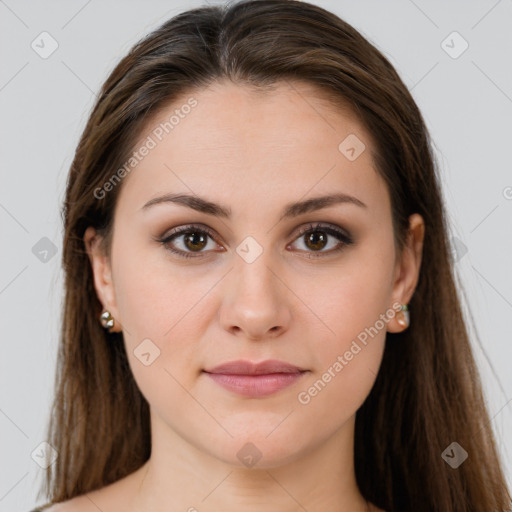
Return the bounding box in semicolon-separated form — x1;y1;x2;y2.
159;223;219;244
292;222;352;242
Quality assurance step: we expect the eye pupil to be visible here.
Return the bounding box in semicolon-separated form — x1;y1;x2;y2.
305;231;327;251
184;232;207;251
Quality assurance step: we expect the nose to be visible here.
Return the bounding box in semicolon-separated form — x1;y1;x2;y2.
219;253;292;341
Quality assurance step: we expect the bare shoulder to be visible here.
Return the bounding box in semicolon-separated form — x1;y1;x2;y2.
39;494;96;512
39;465;147;512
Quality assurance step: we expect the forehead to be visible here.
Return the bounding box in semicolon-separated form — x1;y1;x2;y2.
141;79;368;154
115;79;388;222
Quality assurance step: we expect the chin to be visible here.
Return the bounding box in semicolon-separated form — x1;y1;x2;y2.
204;425;315;470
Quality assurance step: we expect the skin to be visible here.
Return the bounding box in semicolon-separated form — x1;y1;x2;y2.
54;80;424;512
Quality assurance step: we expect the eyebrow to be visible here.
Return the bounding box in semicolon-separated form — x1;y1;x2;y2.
141;192;367;220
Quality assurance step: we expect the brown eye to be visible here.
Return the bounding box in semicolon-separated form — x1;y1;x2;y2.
182;231;209;252
290;223;354;257
304;231;328;251
158;225;220;259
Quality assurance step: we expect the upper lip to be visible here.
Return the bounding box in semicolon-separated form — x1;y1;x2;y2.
203;359;306;375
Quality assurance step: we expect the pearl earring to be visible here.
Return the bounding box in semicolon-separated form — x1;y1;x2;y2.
397;303;410;329
100;309;115;332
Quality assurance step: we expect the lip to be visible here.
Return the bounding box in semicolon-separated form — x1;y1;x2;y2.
204;359;306;375
203;359;308;398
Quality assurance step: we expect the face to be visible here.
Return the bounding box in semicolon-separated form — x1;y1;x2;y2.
86;80;423;468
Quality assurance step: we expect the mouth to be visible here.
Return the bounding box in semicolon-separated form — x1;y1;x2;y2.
202;359;309;398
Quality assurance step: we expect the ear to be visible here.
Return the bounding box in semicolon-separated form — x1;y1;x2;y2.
387;213;425;333
84;226;122;332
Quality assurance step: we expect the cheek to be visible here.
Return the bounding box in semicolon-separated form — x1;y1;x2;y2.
296;281;390;424
112;234;209;335
306;239;394;348
112;256;208;418
296;340;384;433
111;241;215;386
294;240;394;411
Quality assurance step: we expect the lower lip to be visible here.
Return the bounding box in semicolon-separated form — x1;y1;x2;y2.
204;371;307;397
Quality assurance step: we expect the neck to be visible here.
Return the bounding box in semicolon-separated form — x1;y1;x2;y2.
127;413;371;512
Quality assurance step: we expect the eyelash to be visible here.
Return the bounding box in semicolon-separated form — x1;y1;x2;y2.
156;222;354;260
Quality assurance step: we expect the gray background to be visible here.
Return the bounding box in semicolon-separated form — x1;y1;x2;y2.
1;0;511;509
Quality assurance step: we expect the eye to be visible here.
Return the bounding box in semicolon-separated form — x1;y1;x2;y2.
157;224;222;259
156;222;353;259
288;222;353;258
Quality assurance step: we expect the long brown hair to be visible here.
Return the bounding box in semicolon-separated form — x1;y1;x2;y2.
39;1;511;510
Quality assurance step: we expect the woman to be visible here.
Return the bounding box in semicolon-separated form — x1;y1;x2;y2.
31;0;511;510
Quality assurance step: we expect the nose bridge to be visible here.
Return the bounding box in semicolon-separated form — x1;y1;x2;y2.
219;241;291;338
232;242;281;305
